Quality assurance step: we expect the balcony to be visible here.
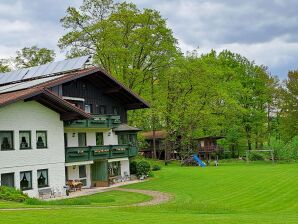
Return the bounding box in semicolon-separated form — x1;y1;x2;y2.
64;115;121;129
65;144;138;163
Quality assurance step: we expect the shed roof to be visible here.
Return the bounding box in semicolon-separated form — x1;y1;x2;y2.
113;124;141;132
141;130;168;140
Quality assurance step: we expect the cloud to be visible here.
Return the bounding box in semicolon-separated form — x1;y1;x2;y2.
0;0;297;79
132;0;298;78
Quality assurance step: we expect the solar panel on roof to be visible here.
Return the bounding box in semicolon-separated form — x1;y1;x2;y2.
5;68;28;84
41;61;60;76
0;55;91;86
0;74;66;94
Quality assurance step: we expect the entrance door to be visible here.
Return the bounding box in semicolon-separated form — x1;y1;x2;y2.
1;173;14;187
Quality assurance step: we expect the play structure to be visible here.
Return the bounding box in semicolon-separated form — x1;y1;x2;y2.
182;136;223;167
193;155;206;167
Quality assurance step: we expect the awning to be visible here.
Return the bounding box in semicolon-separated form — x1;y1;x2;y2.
108;158;129;162
65;160;94;167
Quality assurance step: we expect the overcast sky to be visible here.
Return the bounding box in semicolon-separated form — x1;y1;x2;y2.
0;0;298;79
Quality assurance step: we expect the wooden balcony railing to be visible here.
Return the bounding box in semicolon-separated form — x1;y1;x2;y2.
198;146;224;153
64;115;121;129
65;144;138;163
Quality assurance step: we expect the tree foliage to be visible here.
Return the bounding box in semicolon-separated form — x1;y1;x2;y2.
57;0;296;156
14;46;55;68
0;59;11;72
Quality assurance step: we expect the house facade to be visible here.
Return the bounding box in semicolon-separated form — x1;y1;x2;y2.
0;57;148;197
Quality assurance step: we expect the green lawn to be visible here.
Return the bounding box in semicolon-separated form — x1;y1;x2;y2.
0;161;297;223
0;190;151;208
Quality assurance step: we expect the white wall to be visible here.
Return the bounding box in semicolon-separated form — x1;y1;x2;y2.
120;159;130;176
103;130;118;145
65;129;118;147
0;101;66;197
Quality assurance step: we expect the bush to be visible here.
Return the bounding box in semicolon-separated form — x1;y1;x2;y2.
0;186;29;202
130;161;138;175
136;160;151;177
248;152;266;161
268;136;298;161
152;164;161;171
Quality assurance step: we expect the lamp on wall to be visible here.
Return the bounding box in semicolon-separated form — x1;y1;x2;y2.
72;133;76;137
72;165;76;170
108;131;111;136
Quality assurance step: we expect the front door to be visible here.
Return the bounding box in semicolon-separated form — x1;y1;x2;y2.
1;173;14;187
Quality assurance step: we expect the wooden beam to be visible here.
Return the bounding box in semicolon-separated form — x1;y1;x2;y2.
60;112;83;121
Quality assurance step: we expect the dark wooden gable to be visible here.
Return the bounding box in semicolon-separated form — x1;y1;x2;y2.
62;77;128;122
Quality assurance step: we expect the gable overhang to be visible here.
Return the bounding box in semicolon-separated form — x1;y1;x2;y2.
39;67;150;110
0;88;91;121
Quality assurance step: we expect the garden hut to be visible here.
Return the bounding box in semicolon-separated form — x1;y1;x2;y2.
192;136;224;161
139;130;168;159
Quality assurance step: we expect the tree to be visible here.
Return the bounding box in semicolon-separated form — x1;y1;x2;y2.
279;71;298;141
59;0;179;159
14;46;55;68
59;0;178;93
0;59;11;72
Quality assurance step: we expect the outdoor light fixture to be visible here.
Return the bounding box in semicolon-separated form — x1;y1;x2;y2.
72;133;76;137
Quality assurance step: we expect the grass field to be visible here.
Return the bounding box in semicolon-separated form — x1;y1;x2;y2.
0;161;297;223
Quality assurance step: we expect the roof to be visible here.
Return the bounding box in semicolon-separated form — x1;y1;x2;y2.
141;130;168;140
0;67;149;110
0;55;90;86
0;87;91;121
113;124;141;132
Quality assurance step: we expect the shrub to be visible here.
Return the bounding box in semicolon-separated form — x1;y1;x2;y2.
130;161;138;174
0;186;29;202
268;136;298;161
152;164;161;171
148;170;154;177
248;151;266;161
136;160;151;177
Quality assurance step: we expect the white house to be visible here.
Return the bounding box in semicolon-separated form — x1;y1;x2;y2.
0;56;149;197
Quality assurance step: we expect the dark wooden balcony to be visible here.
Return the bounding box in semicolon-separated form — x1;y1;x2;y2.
198;146;224;154
65;144;138;163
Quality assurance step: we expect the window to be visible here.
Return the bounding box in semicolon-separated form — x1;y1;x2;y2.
118;134;128;145
112;106;119;115
129;134;137;146
96;132;104;145
108;162;121;177
36;131;47;148
84;104;92;113
1;173;14;187
37;169;49;188
19;131;31;149
78;133;86;147
20;171;32;190
0;131;14;151
99;105;106;114
79;166;87;186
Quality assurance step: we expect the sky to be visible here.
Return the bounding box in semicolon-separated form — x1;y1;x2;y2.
0;0;298;79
